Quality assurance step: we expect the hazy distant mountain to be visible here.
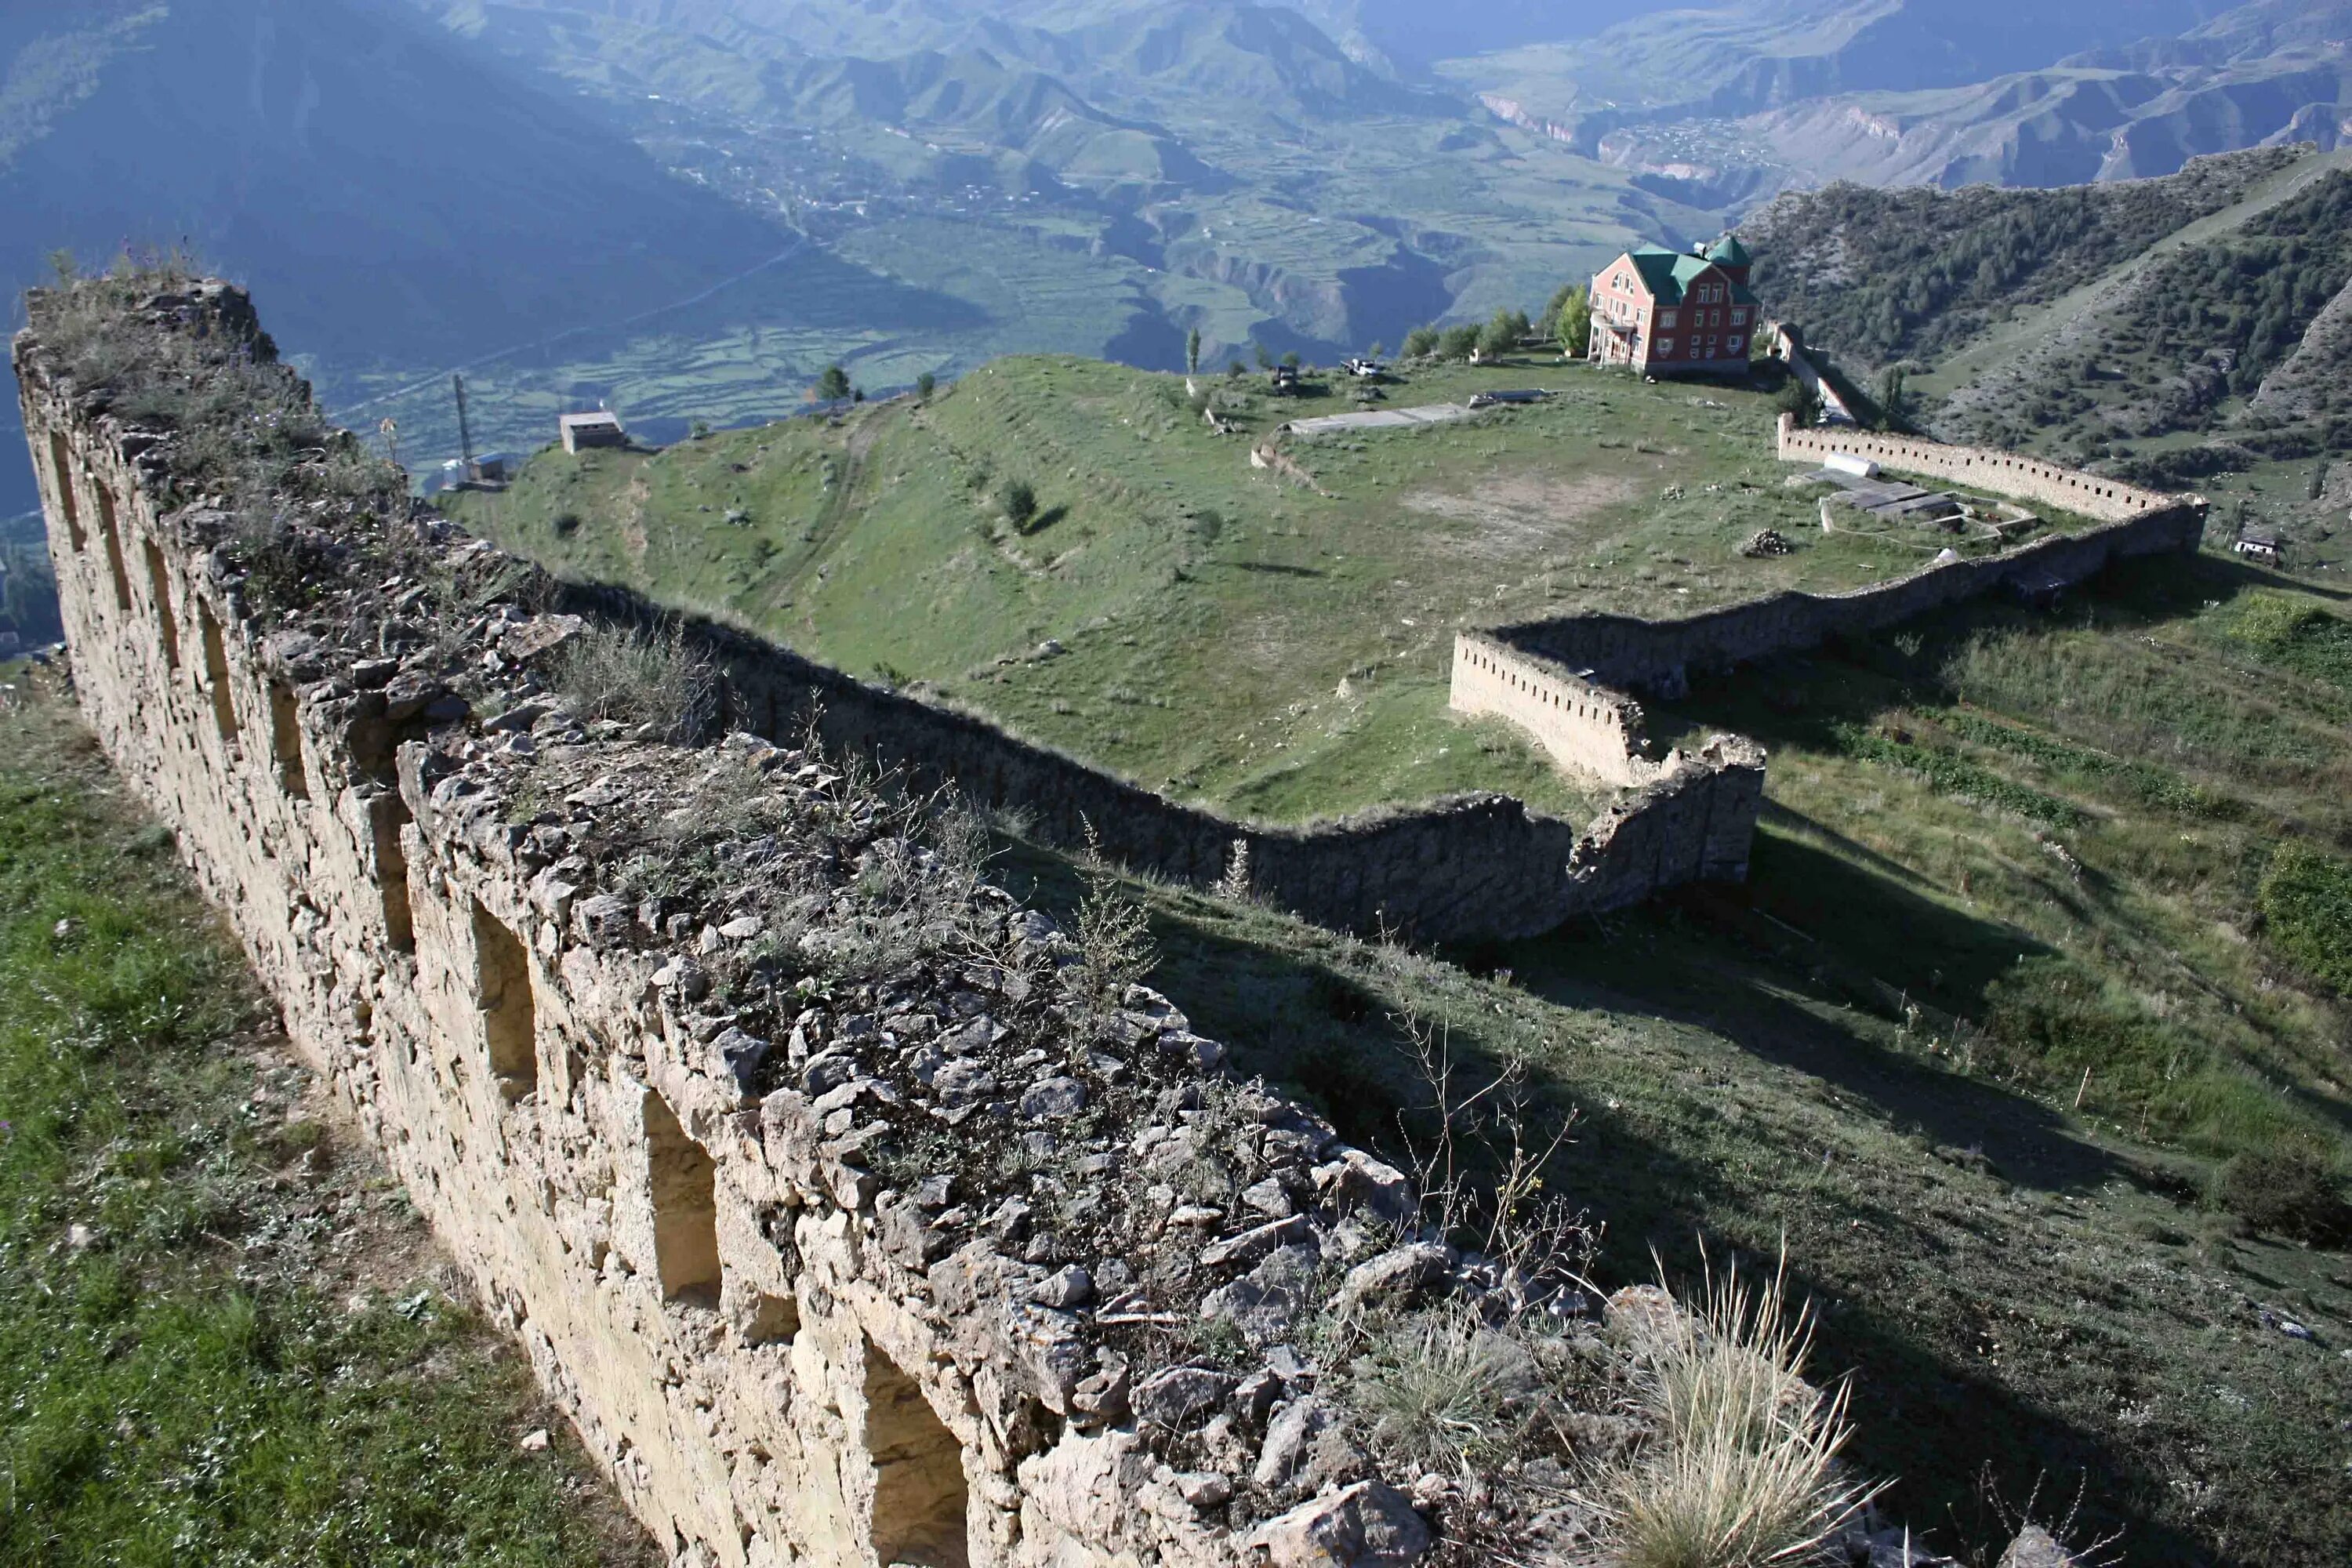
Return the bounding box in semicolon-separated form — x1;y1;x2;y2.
0;0;964;514
13;0;2351;521
1448;0;2349;205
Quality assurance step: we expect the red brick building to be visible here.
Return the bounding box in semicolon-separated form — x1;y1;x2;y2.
1588;234;1759;377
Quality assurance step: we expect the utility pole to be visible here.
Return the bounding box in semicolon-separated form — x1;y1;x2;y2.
452;373;477;477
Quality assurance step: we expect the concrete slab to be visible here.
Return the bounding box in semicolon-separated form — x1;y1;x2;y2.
1283;403;1479;437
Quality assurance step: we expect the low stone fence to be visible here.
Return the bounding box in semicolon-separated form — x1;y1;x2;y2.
1493;421;2206;696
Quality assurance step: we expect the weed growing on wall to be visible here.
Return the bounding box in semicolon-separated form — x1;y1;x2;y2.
551;620;718;742
1062;822;1158;1017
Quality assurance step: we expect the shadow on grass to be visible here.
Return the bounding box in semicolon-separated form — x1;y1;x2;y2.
1494;876;2107;1194
1231;561;1328;579
989;834;2219;1566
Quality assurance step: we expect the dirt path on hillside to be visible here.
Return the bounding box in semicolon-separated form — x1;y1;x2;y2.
1923;147;2352;434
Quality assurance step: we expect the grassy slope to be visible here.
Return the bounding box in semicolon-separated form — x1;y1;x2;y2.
453;353;2094;824
1652;553;2352;1163
0;672;652;1567
986;554;2352;1566
346;6;1717;503
1907;149;2352;404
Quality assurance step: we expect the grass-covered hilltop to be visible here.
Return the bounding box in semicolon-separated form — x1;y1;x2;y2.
448;350;2095;826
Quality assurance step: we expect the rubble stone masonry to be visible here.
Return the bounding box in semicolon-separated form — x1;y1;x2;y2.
11;281;1740;1568
1449;634;1666;789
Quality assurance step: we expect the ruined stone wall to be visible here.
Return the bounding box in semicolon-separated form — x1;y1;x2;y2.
1494;426;2207;696
1775;415;2178;521
554;582;1764;944
21;285;1528;1568
1448;633;1661;788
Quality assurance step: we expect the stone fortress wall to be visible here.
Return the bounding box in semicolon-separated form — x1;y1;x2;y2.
546;578;1764;945
13;278;2052;1568
1448;633;1664;789
1484;415;2208;701
19;285;1590;1568
1773;419;2180;521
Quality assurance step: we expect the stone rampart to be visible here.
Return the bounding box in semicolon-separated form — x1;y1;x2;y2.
1493;420;2207;696
1775;416;2178;521
551;575;1764;945
20;279;1678;1568
1448;633;1662;788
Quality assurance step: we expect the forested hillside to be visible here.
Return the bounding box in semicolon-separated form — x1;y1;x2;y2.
1741;146;2303;362
2032;168;2352;450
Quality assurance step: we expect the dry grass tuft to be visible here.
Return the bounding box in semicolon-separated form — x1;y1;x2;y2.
1354;1301;1539;1473
1606;1254;1877;1568
551;621;717;742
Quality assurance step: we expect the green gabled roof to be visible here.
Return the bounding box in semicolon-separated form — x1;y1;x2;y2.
1621;244;1756;307
1707;233;1751;267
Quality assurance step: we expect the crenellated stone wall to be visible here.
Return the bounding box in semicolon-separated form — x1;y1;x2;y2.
1775;417;2179;521
1448;633;1664;788
1490;418;2207;698
548;578;1764;944
11;275;2070;1568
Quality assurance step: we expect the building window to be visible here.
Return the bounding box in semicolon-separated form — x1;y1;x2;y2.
1657;339;1675;357
1660;310;1678;330
1731;309;1748;326
1729;336;1744;354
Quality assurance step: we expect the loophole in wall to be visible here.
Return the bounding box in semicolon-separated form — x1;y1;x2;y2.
96;486;132;614
472;897;537;1102
143;539;180;669
862;1338;969;1568
198;601;238;742
270;682;310;800
644;1090;720;1306
49;433;84;550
